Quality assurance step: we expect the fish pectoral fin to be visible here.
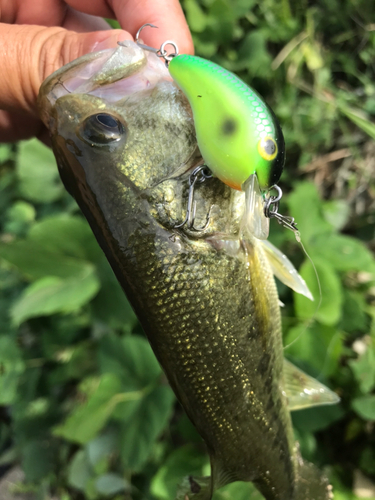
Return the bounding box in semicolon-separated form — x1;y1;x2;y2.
176;476;212;500
282;359;340;411
260;239;313;300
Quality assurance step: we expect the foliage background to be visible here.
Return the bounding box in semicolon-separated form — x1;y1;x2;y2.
0;0;375;498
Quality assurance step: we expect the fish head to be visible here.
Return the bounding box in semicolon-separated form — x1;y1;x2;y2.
38;40;251;240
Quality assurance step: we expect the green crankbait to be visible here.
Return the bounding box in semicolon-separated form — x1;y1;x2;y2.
135;23;285;192
168;55;285;191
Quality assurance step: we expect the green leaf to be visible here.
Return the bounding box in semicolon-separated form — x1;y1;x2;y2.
11;268;100;325
105;18;120;29
87;429;118;468
17;139;63;202
92;258;137;331
231;0;257;17
301;41;324;70
349;344;375;394
22;439;56;482
293;428;317;462
28;215;101;262
120;336;162;386
184;0;207;32
120;385;175;470
99;336;175;469
352;395;375;421
4;201;36;235
292;404;345;432
0;144;13;163
68;450;93;491
234;31;272;75
214;481;263;500
0;265;20;290
0;240;94;280
99;335;161;389
207;0;235;43
341;291;368;333
329;471;365;500
284;323;343;377
0;447;17;467
338;104;375;140
322;199;350;231
311;234;374;273
294;258;343;326
0;335;25;404
287;183;332;243
95;473;130;495
54;373;124;444
360;447;375;476
151;445;209;500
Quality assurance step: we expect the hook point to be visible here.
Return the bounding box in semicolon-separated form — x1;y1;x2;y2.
135;23;159;42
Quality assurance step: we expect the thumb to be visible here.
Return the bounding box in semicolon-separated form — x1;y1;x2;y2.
0;24;131;114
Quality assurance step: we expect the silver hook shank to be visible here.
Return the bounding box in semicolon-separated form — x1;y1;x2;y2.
174;165;213;231
133;24;160;54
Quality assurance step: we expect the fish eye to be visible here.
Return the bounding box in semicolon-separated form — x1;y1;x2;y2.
78;113;126;145
257;136;278;161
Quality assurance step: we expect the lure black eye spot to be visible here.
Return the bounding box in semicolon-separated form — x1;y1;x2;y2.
78;113;126;146
264;139;276;156
222;118;237;135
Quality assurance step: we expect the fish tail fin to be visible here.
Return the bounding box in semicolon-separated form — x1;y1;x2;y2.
295;460;334;500
175;475;213;500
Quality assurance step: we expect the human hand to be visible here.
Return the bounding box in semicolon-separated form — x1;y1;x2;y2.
0;0;193;142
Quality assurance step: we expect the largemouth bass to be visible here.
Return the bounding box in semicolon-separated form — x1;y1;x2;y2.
38;41;339;500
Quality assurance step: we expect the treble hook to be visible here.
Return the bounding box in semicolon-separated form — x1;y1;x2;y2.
132;23;179;64
263;185;298;232
174;165;213;231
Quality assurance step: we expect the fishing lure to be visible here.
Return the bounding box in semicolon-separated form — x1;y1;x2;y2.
136;24;285;193
133;25;296;239
169;56;285;192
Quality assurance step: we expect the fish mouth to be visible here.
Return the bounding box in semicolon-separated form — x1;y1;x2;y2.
38;40;172;128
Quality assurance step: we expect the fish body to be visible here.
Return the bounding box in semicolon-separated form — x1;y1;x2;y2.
38;41;336;500
168;55;285;191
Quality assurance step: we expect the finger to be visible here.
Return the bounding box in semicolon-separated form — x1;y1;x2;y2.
2;0;109;32
0;24;131;114
62;9;111;33
113;0;194;55
64;0;194;55
0;110;43;142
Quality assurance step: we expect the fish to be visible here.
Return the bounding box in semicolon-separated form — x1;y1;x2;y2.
38;40;339;500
